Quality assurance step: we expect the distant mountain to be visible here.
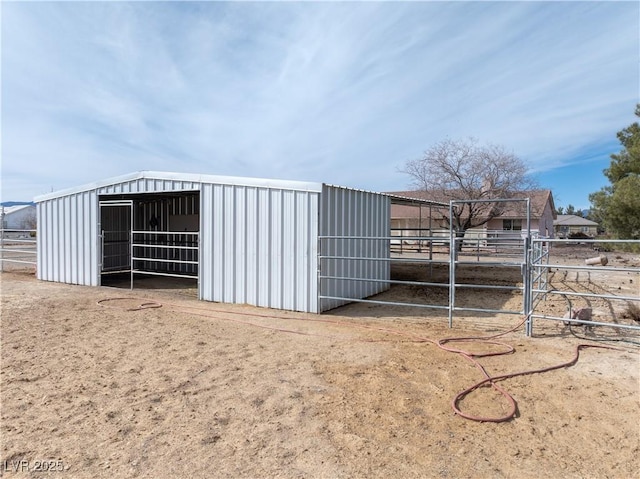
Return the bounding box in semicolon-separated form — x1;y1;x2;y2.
1;201;35;207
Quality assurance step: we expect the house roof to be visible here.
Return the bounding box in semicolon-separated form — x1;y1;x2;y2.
1;204;36;216
388;189;555;219
554;215;598;227
384;193;448;208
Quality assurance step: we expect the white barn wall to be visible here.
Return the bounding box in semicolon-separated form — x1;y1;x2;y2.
199;183;320;313
319;185;390;312
37;190;100;286
36;176;201;286
36;171;393;314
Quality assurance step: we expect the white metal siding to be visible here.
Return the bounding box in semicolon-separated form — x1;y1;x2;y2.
36;171;322;312
36;178;200;287
319;185;390;312
37;190;100;286
199;183;319;313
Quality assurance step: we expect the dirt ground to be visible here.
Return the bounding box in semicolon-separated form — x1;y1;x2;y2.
1;246;639;478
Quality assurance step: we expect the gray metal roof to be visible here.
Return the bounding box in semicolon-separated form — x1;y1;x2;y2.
554;214;598;226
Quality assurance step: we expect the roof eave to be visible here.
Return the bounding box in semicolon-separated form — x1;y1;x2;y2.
34;171;325;202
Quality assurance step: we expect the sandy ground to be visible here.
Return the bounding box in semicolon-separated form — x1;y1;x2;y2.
1;246;639;478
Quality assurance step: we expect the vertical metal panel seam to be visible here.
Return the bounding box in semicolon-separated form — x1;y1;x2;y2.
280;189;285;309
266;188;272;308
292;190;298;311
242;187;248;304
70;195;76;284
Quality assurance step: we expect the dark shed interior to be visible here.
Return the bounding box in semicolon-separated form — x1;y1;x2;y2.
99;191;200;287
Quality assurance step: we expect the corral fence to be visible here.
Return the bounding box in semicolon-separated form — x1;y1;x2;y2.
527;238;640;336
320;198;534;328
391;228;527;259
0;228;37;271
320;233;640;337
321;197;639;337
319;231;530;327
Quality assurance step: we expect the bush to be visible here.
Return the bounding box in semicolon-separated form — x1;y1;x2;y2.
568;232;592;239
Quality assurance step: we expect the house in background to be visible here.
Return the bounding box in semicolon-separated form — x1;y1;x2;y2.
388;189;556;239
0;204;37;230
554;214;599;238
486;190;556;238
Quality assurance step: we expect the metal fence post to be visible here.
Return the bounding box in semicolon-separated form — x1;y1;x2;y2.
0;227;4;273
523;235;532;336
448;201;455;328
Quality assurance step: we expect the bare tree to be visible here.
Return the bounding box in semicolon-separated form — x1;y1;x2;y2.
402;137;536;246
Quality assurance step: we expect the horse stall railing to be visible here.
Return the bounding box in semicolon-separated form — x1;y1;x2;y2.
130;230;199;287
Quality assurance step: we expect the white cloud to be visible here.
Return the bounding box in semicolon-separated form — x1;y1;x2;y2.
1;1;638;206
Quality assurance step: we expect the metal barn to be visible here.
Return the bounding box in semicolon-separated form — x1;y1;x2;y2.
34;171;396;313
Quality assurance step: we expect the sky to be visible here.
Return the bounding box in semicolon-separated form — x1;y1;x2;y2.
1;1;638;210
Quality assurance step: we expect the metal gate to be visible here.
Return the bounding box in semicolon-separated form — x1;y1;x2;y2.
526;238;640;336
99;200;133;276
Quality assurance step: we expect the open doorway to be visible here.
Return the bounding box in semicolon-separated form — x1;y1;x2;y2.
100;200;133;283
99;191;200;292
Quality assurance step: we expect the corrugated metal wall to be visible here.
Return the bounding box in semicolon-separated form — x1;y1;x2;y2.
37;177;200;286
319;185;390;312
199;184;320;313
100;178;201;195
36;173;391;314
37;190;100;285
